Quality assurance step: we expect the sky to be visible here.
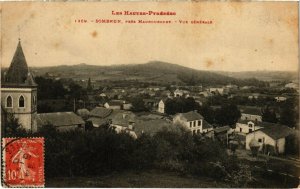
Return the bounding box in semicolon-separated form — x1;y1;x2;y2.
0;2;298;72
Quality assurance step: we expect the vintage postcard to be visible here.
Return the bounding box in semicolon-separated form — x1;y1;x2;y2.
0;1;299;188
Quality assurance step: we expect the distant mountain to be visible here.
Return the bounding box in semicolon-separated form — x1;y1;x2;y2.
28;61;238;86
27;61;287;86
217;71;298;82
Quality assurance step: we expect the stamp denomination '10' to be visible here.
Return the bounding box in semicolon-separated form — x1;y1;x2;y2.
2;138;45;187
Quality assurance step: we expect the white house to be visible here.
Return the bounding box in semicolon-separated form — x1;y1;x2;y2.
109;111;137;139
275;96;287;102
199;91;213;98
173;111;213;135
245;124;295;154
285;82;298;89
240;107;262;122
104;100;124;110
174;89;184;97
158;99;167;114
209;88;224;95
235;120;262;135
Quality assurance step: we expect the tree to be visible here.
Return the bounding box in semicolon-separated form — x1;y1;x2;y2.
35;76;67;99
279;99;298;128
215;103;241;126
3;113;26;137
198;104;215;124
87;77;93;91
165;97;201;115
131;96;147;112
262;106;278;123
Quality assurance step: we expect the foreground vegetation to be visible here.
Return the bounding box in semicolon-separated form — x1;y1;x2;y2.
4;123;299;188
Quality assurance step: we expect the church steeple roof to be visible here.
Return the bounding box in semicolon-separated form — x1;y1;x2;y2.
2;40;37;88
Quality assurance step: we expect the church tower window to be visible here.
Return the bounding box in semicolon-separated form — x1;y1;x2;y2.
6;96;12;108
19;95;25;108
33;95;36;105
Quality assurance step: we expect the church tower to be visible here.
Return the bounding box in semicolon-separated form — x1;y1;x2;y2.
1;39;38;132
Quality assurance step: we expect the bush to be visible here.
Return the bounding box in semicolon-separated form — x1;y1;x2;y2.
5;124;253;187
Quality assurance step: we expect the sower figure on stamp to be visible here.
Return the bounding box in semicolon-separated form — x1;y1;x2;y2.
11;143;39;182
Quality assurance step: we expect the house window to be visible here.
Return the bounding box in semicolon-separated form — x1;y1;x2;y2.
258;139;262;143
240;128;242;132
6;96;12;108
193;121;196;127
19;96;25;108
249;129;252;133
33;95;36;105
198;120;201;126
190;122;192;128
192;130;196;135
197;129;200;133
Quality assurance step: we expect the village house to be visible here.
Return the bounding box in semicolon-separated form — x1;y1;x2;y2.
173;89;189;97
239;106;262;122
76;108;90;120
109;111;137;139
36;112;85;132
160;90;172;98
284;82;299;89
209;87;225;95
134;117;178;137
224;84;238;92
248;93;260;100
245;124;295;154
104;100;124;110
235;120;262;135
158;98;168;114
275;96;287;102
199;91;213;98
173;111;213;135
213;125;233;144
88;107;113;127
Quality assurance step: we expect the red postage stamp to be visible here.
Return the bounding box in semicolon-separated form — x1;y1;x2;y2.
2;138;45;187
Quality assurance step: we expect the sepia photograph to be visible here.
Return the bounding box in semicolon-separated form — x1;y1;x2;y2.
0;1;299;188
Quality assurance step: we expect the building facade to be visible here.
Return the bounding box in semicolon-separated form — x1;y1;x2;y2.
1;40;38;132
173;111;213;134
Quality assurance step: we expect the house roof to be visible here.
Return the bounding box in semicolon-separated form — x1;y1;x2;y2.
214;126;231;133
179;111;204;121
258;124;295;140
202;120;213;129
89;107;112;118
76;108;90;116
2;40;37;88
110;111;136;127
36;112;84;127
106;100;124;106
134;118;179;136
237;119;256;125
88;109;135;128
87;117;109;126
